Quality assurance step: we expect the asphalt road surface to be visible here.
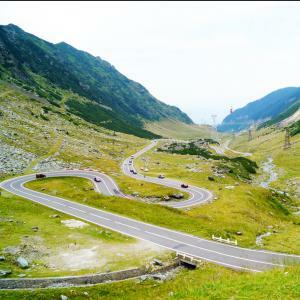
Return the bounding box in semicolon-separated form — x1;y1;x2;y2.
1;141;300;272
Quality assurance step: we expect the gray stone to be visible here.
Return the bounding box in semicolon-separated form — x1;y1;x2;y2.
32;226;39;232
17;256;29;269
152;274;167;281
152;259;164;266
60;295;68;300
0;256;5;261
0;269;12;276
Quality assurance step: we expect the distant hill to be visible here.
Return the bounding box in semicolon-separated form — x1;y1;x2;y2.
218;87;300;132
0;24;193;138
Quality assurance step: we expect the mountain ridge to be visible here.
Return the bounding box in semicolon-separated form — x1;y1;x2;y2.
218;87;300;132
0;23;192;138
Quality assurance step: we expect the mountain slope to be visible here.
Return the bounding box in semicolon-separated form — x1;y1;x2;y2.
218;87;300;132
0;24;192;138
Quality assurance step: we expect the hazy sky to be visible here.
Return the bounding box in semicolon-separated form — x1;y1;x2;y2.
1;1;300;124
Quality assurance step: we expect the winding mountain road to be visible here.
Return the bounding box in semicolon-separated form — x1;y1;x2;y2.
1;140;300;272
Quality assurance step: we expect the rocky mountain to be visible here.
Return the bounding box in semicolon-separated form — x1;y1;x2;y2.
218;87;300;132
0;24;193;138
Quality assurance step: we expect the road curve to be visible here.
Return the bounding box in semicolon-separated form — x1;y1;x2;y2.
121;140;213;208
1;143;300;272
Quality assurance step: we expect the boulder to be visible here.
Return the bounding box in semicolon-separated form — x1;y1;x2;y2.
172;193;184;199
163;196;170;201
16;256;29;269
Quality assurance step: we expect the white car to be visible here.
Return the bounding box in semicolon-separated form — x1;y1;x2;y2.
94;177;101;182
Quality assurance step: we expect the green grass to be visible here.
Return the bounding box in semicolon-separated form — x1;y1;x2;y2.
0;188;171;278
1;264;300;299
144;119;215;139
25;176;300;254
228;127;300;197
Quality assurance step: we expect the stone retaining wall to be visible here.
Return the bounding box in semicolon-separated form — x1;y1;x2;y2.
0;261;179;290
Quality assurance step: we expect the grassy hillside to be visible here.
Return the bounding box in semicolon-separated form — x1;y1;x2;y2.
218;87;300;132
0;24;193;138
145;119;215;139
228;126;300;198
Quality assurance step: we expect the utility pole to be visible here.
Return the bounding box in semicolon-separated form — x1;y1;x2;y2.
248;128;252;142
211;115;217;128
283;127;291;149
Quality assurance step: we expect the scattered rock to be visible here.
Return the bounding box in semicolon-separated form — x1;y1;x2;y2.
0;269;12;277
152;274;167;281
32;226;39;232
172;193;184;199
225;186;235;190
140;275;148;282
152;259;164;266
50;214;60;218
16;256;29;269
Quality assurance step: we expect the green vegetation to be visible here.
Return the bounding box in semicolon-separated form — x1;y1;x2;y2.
228;126;300;198
218;87;300;132
145;119;215;139
158;141;258;180
0;188;170;278
1;264;300;299
0;23;193;139
259;100;300;129
26;176;300;254
289;119;300;136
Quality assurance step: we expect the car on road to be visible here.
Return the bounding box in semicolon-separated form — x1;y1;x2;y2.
181;183;189;188
132;171;137;175
94;177;101;182
158;174;165;179
36;173;46;179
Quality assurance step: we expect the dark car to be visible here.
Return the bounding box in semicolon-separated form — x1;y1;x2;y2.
94;177;101;182
181;183;189;188
132;171;137;175
158;174;165;179
36;174;46;179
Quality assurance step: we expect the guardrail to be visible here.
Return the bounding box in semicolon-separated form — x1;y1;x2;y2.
212;234;238;246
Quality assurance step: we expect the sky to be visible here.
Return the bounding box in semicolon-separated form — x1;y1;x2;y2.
1;1;300;124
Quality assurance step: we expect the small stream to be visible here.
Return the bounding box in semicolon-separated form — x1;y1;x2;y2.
256;232;272;246
260;157;278;188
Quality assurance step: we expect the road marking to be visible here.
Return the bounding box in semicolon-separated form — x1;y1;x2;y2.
68;206;86;213
89;213;111;221
144;231;284;267
115;221;140;231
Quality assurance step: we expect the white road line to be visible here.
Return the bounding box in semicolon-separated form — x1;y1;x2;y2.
89;213;111;221
115;221;140;231
68;206;86;213
144;231;284;267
